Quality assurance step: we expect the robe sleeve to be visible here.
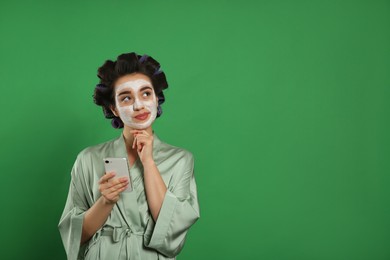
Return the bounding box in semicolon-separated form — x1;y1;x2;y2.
58;152;91;260
144;152;200;258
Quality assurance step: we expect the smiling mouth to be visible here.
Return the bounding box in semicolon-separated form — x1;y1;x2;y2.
135;112;150;121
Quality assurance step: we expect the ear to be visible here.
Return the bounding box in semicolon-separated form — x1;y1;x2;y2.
110;105;119;117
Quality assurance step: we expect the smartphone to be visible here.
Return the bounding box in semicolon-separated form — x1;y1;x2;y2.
103;157;132;192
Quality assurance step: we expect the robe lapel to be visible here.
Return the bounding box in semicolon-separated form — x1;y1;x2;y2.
111;133;162;230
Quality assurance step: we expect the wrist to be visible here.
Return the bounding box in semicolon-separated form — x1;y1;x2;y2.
100;196;116;206
142;158;156;168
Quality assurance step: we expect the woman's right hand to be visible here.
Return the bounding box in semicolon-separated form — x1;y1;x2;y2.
98;172;129;204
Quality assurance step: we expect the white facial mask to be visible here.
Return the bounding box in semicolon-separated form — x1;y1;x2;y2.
115;79;157;129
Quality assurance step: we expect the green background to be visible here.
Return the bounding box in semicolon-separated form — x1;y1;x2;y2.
1;0;389;259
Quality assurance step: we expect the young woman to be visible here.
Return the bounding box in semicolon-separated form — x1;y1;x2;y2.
59;52;200;260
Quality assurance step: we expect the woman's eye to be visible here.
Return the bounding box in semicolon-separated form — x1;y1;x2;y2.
142;91;151;97
121;96;131;102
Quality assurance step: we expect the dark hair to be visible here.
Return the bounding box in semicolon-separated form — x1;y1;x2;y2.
93;52;168;128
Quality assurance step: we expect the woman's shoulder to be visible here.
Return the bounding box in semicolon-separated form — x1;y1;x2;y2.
76;137;119;160
155;135;194;164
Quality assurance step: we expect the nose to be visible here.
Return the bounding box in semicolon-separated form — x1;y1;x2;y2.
133;98;144;111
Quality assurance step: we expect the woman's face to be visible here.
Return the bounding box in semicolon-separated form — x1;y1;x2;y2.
113;73;158;130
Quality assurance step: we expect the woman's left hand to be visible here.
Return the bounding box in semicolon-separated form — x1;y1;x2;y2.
130;130;154;164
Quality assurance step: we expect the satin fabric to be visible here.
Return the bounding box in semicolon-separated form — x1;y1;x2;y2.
58;134;200;260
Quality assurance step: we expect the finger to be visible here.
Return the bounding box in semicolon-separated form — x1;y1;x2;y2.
137;143;143;153
106;177;129;188
136;134;151;140
107;185;128;201
118;176;129;182
107;181;129;194
119;185;128;193
99;172;116;184
132;136;137;149
131;130;150;137
135;137;152;149
130;130;140;138
112;177;129;186
134;133;152;140
104;181;129;201
139;130;149;136
118;184;129;192
130;130;146;134
132;132;148;138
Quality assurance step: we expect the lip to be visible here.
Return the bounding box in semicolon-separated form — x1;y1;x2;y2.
134;112;150;121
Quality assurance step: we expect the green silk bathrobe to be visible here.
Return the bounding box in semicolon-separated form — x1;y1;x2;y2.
58;134;200;260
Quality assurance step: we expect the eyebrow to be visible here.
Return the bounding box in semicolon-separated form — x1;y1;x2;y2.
140;86;153;92
117;90;132;96
117;85;153;96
